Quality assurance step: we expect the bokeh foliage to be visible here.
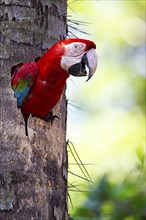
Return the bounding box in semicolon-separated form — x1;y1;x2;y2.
67;0;145;219
72;141;145;220
73;164;145;220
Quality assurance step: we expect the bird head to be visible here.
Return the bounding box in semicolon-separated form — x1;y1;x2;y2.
50;38;98;81
60;38;97;81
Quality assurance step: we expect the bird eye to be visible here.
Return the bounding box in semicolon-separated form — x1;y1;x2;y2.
74;44;78;48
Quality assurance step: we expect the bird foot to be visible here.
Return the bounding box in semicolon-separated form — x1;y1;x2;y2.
43;112;59;124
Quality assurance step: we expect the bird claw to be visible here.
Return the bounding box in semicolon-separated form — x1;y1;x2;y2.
44;112;59;124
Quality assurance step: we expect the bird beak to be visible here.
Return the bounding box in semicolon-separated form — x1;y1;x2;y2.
68;49;97;81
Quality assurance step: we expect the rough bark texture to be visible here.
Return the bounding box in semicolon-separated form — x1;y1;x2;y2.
0;0;68;219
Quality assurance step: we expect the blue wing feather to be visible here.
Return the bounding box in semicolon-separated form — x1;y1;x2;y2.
11;62;38;108
14;86;30;108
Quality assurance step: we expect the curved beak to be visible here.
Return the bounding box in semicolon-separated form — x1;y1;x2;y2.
68;49;98;81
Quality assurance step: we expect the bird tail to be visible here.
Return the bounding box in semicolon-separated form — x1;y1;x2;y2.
24;117;29;136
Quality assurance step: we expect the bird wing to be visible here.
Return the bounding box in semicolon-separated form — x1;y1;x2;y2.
11;61;39;108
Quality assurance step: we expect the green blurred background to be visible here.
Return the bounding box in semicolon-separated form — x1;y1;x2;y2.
67;0;145;219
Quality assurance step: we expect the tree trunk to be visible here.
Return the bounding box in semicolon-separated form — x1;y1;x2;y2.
0;1;68;219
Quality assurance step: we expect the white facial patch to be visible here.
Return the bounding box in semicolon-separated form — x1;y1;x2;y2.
61;42;87;72
63;42;86;57
61;53;85;72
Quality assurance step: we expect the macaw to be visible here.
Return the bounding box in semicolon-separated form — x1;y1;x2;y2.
11;38;98;136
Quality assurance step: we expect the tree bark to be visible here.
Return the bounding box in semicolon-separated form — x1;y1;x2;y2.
0;0;68;219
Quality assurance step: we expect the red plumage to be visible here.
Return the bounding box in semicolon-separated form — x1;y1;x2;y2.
21;43;68;119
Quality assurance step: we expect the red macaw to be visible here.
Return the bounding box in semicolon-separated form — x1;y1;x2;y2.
11;38;98;136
